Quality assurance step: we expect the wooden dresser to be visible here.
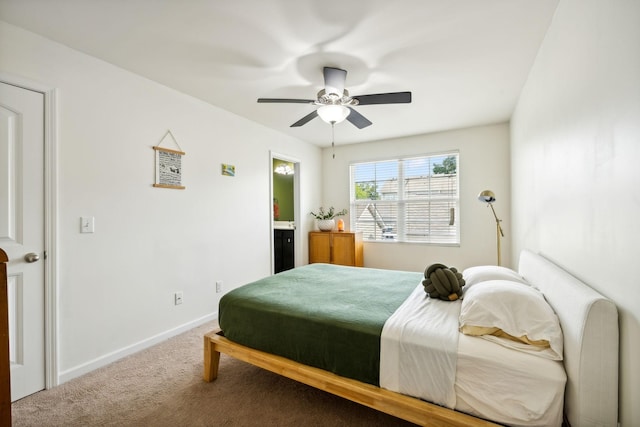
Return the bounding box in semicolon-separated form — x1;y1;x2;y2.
308;231;363;267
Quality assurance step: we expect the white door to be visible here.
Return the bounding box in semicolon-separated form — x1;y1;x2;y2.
0;81;46;401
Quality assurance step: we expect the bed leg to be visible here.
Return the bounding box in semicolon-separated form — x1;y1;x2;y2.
203;333;220;382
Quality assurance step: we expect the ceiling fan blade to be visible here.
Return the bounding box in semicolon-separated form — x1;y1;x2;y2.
346;108;373;129
323;67;347;96
258;98;316;104
354;91;412;105
290;110;319;127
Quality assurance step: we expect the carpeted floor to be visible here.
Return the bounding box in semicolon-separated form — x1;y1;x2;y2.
12;321;416;426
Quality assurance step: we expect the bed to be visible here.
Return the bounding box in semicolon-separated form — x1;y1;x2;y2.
203;250;618;426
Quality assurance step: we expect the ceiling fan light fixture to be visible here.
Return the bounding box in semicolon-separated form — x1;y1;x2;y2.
317;105;350;124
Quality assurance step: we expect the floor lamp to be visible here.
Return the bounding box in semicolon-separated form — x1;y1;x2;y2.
478;190;504;266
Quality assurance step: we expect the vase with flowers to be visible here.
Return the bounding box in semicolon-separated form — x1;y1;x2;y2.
310;206;347;231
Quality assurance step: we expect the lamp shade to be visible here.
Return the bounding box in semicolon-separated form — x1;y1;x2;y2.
317;105;350;124
478;190;496;203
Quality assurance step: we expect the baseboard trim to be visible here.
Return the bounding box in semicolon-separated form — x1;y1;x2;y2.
57;312;217;385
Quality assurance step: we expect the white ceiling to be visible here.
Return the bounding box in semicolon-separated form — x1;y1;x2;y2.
0;0;558;147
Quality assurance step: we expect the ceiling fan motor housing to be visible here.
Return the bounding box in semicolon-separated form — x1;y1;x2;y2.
316;89;358;106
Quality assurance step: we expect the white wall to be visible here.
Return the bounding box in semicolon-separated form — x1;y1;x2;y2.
0;21;322;382
322;123;511;272
511;0;640;425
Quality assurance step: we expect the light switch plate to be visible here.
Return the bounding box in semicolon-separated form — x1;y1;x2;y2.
81;216;95;233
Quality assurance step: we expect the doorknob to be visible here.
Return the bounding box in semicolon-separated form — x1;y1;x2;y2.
24;252;40;263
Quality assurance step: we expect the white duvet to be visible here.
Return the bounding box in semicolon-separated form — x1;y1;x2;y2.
380;284;461;409
380;284;566;427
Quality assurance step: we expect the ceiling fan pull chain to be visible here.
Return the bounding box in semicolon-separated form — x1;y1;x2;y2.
331;123;336;159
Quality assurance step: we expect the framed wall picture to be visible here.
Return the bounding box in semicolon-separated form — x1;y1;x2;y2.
153;130;185;189
221;163;235;177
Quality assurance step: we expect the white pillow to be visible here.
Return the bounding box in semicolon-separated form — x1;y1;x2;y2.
462;265;528;291
459;279;563;360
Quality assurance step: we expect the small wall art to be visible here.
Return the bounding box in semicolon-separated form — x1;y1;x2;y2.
153;130;185;189
221;163;235;177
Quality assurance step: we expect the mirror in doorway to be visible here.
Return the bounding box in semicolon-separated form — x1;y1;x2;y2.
273;159;294;221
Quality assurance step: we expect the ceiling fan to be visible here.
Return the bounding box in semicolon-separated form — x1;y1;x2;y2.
257;67;412;129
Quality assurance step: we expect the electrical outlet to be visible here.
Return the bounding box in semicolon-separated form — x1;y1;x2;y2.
174;291;183;305
215;281;223;293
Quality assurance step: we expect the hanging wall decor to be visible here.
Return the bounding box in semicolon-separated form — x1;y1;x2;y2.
221;163;235;177
153;130;185;189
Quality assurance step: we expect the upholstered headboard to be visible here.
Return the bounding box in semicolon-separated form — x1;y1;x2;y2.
518;250;619;427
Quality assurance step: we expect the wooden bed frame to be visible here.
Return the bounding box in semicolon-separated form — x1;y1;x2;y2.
203;329;496;427
203;250;619;426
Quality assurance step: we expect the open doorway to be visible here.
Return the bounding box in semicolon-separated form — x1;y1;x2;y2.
270;152;300;274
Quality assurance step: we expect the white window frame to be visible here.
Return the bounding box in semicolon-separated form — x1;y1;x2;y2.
349;152;460;245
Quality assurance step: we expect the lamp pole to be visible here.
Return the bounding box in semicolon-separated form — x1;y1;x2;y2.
488;203;504;266
477;190;504;266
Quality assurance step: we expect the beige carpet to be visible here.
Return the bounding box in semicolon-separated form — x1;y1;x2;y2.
12;321;416;426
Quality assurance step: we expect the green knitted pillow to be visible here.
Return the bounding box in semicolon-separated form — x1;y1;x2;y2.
422;263;466;301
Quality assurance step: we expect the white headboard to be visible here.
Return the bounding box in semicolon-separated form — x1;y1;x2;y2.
518;250;619;427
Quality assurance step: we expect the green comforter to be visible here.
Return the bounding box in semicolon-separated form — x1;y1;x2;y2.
218;263;422;385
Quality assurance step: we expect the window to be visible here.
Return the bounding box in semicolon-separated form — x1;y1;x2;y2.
349;153;459;244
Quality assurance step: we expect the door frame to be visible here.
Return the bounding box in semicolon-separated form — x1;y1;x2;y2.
269;151;301;274
0;72;59;389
